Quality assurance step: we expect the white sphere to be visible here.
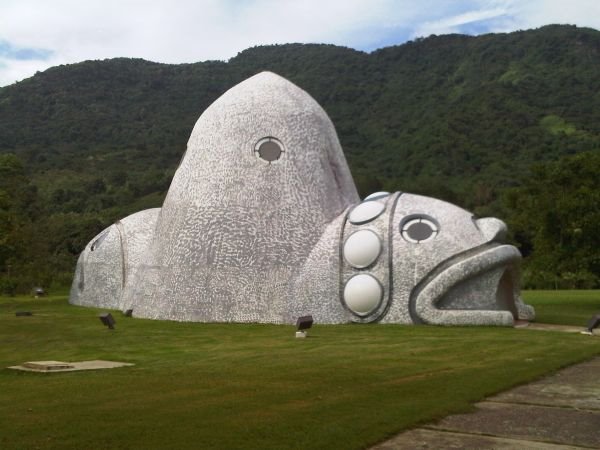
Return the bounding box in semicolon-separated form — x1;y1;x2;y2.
348;201;386;225
343;230;382;268
364;191;390;201
343;274;383;315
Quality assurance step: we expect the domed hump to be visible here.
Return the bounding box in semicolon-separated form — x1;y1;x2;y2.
134;73;359;322
69;224;123;309
69;208;160;310
171;71;358;213
116;208;160;310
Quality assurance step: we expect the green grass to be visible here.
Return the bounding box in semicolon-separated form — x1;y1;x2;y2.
523;290;600;326
1;293;599;450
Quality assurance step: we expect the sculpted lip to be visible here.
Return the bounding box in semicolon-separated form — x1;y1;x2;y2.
411;244;522;326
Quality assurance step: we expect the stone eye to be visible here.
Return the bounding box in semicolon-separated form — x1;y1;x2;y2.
401;216;439;243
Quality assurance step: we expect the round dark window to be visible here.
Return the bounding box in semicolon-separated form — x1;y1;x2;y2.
400;216;439;243
406;221;433;241
254;137;284;162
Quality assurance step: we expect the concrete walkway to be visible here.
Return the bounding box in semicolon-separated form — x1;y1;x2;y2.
373;355;600;449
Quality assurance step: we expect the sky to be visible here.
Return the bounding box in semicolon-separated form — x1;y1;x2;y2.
1;0;599;87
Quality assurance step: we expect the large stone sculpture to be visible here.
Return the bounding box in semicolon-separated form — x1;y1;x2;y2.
70;72;535;326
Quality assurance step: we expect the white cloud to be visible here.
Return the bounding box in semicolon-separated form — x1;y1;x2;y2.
507;0;600;31
411;6;510;38
0;0;599;87
0;58;56;87
0;0;404;85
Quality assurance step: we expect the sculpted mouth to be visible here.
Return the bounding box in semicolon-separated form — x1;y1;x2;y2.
410;244;527;326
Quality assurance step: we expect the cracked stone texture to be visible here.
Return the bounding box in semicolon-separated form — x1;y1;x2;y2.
384;193;527;325
70;208;159;310
131;72;359;323
287;211;352;324
70;72;534;325
339;193;400;323
69;225;123;309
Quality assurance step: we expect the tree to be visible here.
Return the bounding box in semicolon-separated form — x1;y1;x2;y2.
504;151;600;288
0;154;33;294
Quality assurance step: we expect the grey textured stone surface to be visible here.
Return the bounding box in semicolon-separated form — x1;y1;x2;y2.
70;208;159;310
489;357;600;410
130;72;359;323
70;72;534;325
430;401;600;448
371;428;585;449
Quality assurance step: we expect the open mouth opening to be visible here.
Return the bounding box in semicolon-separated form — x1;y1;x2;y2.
495;267;520;318
436;263;520;318
410;244;530;326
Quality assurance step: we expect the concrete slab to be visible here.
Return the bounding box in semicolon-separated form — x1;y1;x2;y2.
371;428;587;449
490;358;600;410
22;361;74;371
429;401;600;448
373;356;600;449
516;322;600;335
8;360;134;372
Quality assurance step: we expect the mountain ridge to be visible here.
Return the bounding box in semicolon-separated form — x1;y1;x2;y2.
0;24;599;290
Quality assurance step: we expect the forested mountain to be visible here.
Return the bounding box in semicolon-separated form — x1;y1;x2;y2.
0;24;599;292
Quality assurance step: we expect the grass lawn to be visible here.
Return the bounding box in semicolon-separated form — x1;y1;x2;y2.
523;290;600;326
0;292;599;450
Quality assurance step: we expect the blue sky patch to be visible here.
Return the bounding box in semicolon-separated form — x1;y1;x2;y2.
0;40;54;61
456;15;511;36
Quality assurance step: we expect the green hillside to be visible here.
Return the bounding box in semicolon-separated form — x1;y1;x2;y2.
0;24;599;292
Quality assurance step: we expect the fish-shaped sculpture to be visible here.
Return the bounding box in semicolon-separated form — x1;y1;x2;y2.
70;72;534;326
